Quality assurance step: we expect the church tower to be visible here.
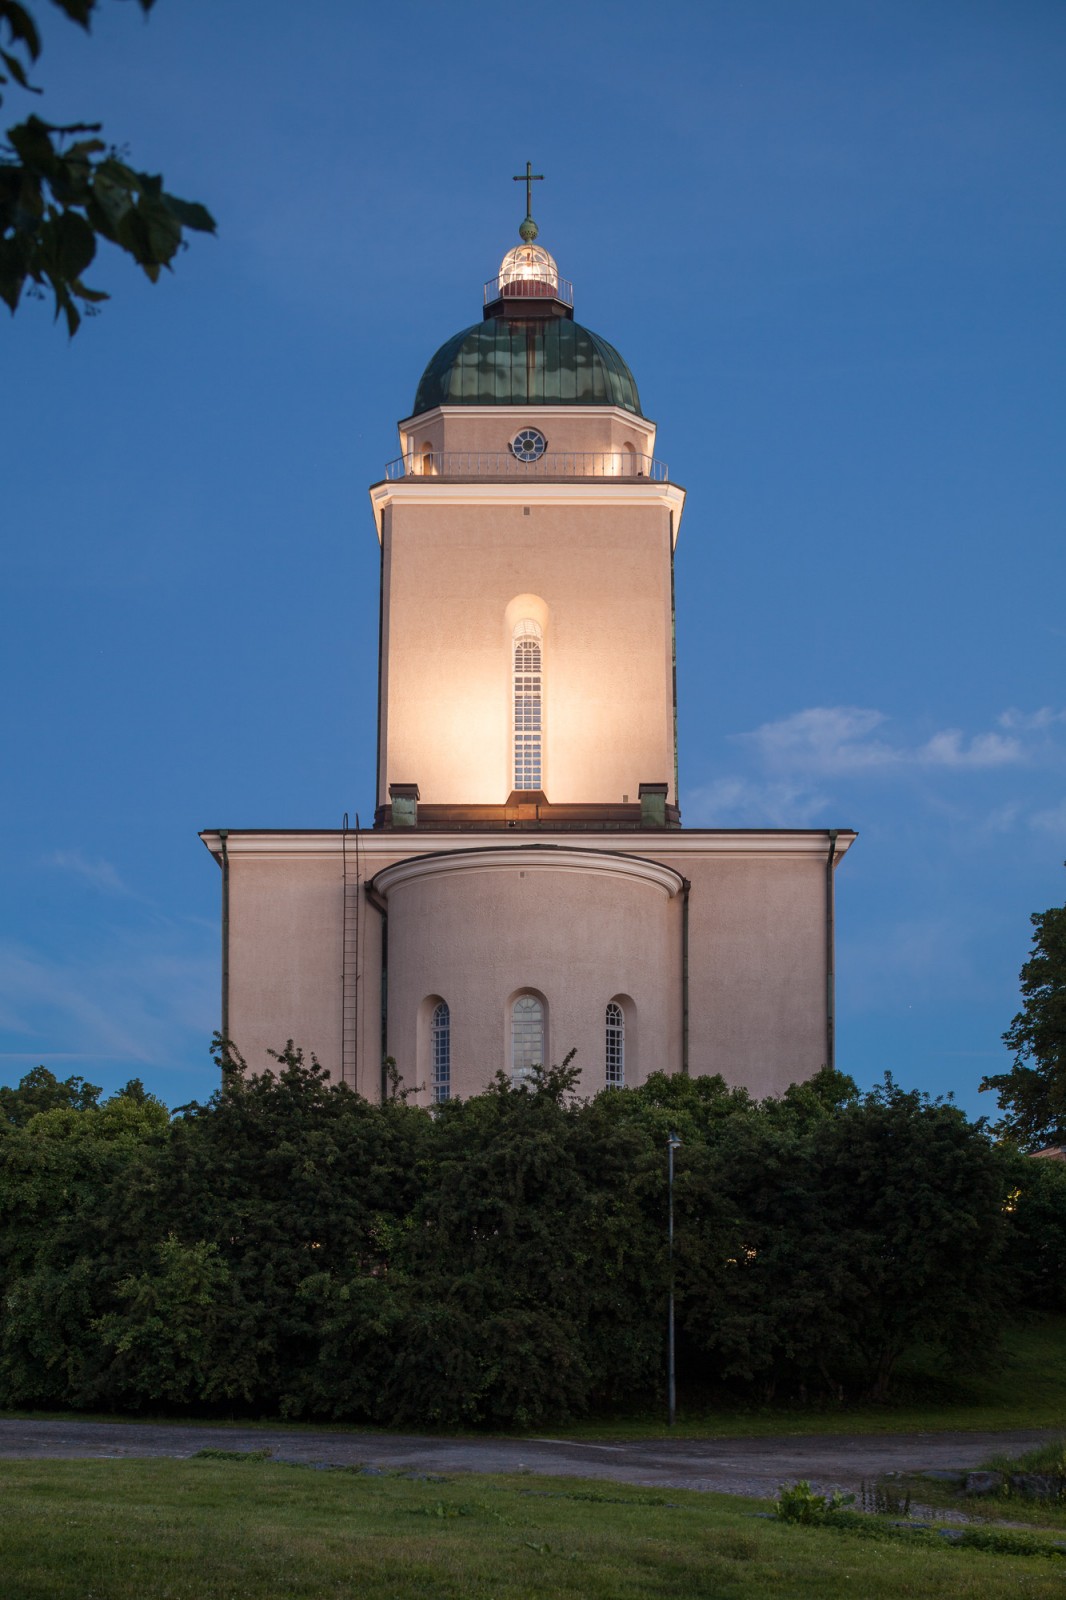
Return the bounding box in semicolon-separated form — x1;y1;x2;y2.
370;177;685;829
201;173;855;1105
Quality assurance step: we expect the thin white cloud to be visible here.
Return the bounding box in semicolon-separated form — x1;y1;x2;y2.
742;706;896;774
916;730;1022;769
683;705;1066;834
1030;799;1066;836
998;708;1066;732
47;851;138;898
975;801;1025;836
0;933;216;1070
0;1053;109;1062
683;775;831;828
740;706;1030;777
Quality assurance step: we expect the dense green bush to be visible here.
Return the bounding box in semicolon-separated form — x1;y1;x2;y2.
0;1046;1054;1424
1004;1153;1066;1311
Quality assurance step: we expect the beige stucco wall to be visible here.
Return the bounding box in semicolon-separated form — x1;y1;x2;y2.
226;851;345;1077
658;847;832;1098
378;495;677;808
376;848;682;1102
209;830;850;1109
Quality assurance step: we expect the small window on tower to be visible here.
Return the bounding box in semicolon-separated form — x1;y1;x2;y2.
513;620;542;792
510;428;547;464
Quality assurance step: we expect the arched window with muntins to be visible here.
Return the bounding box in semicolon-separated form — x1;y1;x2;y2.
431;1000;450;1103
605;1001;625;1088
511;995;543;1087
513;630;542;791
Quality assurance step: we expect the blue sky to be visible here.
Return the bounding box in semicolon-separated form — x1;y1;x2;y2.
2;0;1063;1115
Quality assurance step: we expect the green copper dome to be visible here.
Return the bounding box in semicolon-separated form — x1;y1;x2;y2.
412;319;644;417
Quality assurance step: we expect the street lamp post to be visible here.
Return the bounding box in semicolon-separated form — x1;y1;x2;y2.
667;1130;682;1427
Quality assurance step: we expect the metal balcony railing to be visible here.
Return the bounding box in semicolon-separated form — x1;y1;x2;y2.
483;275;574;307
385;450;669;482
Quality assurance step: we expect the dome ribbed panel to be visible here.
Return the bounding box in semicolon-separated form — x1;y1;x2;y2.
412;320;643;416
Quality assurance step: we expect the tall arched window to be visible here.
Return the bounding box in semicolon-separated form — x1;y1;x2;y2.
431;1000;450;1103
511;994;544;1087
605;1001;625;1088
513;621;542;791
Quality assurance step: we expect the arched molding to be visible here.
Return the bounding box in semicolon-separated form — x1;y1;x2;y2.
504;592;549;637
372;845;686;901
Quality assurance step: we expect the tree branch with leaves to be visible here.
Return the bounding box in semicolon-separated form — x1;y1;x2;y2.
1;0;214;334
982;884;1066;1149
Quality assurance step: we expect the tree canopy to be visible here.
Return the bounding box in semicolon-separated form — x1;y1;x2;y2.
982;886;1066;1149
1;0;214;333
0;1043;1052;1425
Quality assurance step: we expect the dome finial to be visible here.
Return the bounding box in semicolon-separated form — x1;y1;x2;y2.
512;160;544;243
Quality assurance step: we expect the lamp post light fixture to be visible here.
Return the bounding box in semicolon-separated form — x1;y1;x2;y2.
667;1130;682;1427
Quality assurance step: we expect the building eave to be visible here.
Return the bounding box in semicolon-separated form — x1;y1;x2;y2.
199;827;856;864
367;478;687;545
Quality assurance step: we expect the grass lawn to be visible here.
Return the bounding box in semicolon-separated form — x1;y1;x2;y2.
0;1456;1063;1600
889;1438;1066;1532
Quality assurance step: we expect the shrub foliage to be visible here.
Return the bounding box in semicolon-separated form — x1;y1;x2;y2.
0;1044;1057;1425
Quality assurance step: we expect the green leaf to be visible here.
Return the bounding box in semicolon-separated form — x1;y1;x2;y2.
70;279;107;303
46;0;94;29
49;153;92;207
141;205;181;263
113;203;151;261
0;3;41;61
89;166;135;229
34;118;102;135
6;114;57;169
5;170;46;224
96;156;138;188
161;193;216;234
54;208;95;278
1;44;37;90
64;137;106;160
0;233;26;310
48;273;81;336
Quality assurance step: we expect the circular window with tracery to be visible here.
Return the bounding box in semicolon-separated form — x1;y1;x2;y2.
510;428;547;464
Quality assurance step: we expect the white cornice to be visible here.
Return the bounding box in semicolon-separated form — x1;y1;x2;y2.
398;404;659;433
368;479;687;544
200;829;856;864
372;845;686;899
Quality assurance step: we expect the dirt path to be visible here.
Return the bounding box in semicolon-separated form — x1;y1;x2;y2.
0;1418;1060;1499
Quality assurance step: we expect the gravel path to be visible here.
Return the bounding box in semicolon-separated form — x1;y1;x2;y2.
1;1419;1061;1499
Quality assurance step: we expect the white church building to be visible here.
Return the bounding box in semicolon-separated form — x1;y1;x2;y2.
201;180;855;1105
